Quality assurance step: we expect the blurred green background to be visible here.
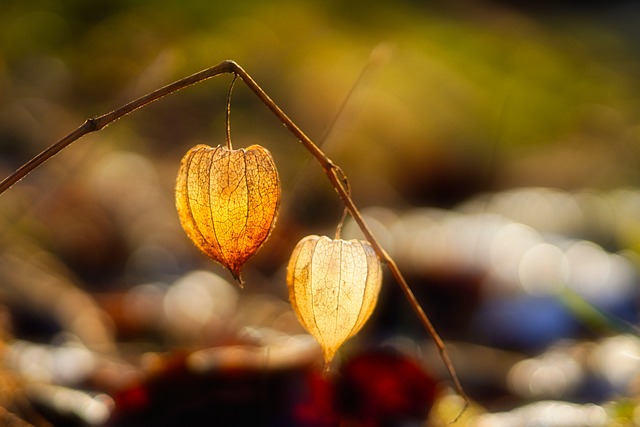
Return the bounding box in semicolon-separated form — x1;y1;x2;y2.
3;0;639;197
1;1;640;426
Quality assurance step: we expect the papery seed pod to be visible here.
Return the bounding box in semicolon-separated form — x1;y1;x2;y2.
287;235;383;365
175;144;280;285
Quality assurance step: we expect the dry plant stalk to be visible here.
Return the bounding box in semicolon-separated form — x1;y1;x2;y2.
0;59;469;419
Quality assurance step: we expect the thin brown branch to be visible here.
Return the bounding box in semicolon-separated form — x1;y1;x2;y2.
0;60;237;194
0;59;468;418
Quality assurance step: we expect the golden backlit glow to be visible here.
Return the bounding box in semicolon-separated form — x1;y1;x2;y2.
175;144;280;284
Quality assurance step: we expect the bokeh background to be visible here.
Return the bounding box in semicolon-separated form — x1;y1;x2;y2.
1;0;640;426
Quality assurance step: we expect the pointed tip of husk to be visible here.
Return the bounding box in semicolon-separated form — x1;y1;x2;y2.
323;362;331;375
230;267;245;288
322;347;337;369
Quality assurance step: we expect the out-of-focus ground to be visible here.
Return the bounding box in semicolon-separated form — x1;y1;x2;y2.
1;0;640;426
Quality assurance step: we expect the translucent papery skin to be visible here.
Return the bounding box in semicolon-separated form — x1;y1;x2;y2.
176;144;280;283
287;235;382;365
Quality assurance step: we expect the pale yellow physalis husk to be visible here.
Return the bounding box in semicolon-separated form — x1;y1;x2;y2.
287;235;382;366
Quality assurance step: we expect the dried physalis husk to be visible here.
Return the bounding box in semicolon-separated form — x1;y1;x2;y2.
287;235;382;366
175;144;280;285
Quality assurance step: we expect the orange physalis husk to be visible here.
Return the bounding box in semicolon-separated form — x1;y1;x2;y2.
175;144;280;286
287;235;383;366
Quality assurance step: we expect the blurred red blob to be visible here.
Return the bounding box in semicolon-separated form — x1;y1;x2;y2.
293;371;339;427
115;384;150;415
109;348;436;426
294;349;437;427
337;350;437;426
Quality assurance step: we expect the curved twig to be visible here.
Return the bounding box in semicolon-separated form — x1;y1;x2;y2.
0;61;236;194
0;59;468;419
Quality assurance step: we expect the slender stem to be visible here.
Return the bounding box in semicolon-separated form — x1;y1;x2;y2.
225;74;238;149
334;207;348;240
0;60;468;417
334;173;350;239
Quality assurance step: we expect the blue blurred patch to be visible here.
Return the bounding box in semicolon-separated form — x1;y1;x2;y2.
471;295;580;353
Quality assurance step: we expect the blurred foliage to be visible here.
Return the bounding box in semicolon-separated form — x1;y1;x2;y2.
2;0;639;195
1;0;640;426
